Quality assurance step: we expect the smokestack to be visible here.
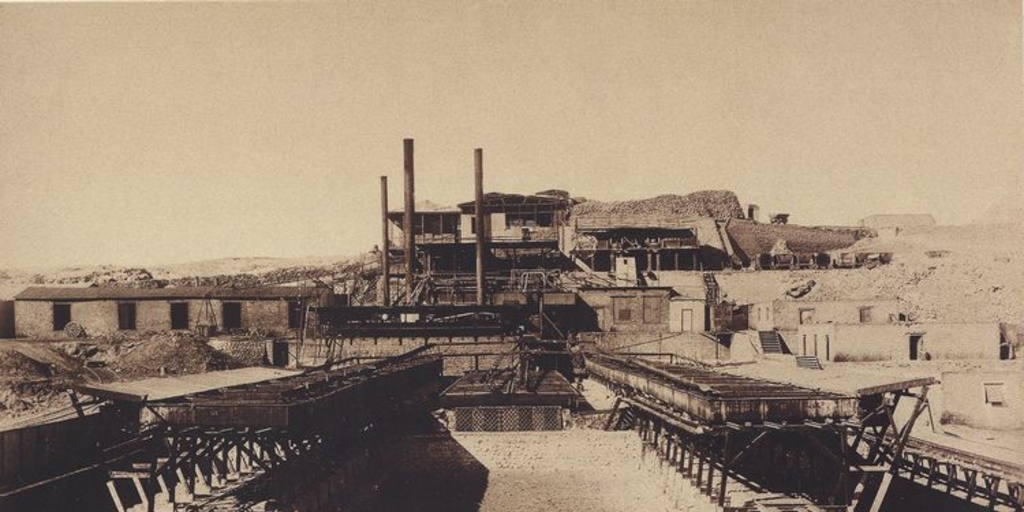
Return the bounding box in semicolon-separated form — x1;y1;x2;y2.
380;176;390;307
403;139;415;302
474;148;485;305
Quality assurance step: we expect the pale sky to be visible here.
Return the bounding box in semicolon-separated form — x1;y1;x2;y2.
1;1;1021;268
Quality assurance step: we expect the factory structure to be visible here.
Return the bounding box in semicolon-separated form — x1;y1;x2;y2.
2;140;1021;512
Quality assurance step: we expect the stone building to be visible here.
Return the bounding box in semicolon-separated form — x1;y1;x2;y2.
12;285;333;338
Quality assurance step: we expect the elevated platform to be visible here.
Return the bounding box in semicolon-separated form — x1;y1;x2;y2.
77;349;444;432
77;367;301;403
587;353;859;425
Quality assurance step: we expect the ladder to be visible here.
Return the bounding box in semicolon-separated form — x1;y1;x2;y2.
702;272;720;305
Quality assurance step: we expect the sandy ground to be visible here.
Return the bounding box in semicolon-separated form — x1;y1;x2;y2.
452;430;713;512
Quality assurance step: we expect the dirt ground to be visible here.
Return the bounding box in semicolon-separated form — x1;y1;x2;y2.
451;430;711;512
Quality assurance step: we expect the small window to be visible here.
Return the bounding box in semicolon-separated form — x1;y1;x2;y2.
859;307;873;323
616;306;633;323
222;302;242;330
170;303;189;330
288;301;303;329
613;297;636;324
984;382;1006;407
53;304;71;331
118;303;137;330
799;309;816;325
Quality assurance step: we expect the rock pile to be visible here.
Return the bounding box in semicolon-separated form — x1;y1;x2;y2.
573;190;745;219
108;332;240;379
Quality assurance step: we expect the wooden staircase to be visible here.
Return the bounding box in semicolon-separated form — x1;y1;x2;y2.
757;330;785;354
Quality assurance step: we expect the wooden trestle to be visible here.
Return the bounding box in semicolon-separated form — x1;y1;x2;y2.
77;350;443;512
590;353;1021;512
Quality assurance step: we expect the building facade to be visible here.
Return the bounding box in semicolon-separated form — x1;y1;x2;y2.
795;322;1004;362
13;286;333;339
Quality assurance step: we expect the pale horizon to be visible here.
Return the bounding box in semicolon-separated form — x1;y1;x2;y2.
2;1;1021;268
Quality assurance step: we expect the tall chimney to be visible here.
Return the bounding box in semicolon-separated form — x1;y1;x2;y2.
380;176;390;307
474;148;486;305
403;139;415;302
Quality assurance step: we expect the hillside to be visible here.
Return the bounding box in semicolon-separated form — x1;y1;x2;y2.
716;223;1024;323
0;253;381;302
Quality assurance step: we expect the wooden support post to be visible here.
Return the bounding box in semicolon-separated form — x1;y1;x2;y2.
132;476;152;512
869;386;932;512
175;467;192;502
686;440;695;477
966;469;978;502
107;480;126;512
705;443;715;497
984;475;1001;509
696;444;705;487
718;433;730;507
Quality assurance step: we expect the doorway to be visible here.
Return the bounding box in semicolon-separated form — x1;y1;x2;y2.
272;341;290;367
681;309;694;332
909;334;923;360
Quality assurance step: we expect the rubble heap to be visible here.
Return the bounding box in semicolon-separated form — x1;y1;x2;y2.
572;190;745;220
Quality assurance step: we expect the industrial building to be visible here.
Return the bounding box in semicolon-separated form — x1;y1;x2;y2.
12;285;333;338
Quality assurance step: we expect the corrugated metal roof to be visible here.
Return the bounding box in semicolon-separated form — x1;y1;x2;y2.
14;285;326;301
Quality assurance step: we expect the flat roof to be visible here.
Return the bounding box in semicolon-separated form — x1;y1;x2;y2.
719;359;938;397
76;367;302;403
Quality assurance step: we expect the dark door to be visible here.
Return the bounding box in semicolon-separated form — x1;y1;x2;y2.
272;341;290;367
117;303;137;330
170;303;189;330
222;302;242;330
53;304;71;331
909;334;923;360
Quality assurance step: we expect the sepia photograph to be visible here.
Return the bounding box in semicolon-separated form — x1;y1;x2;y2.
0;1;1022;511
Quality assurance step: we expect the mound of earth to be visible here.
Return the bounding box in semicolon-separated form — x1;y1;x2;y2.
109;332;242;379
573;190;745;220
0;351;53;379
0;343;90;422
